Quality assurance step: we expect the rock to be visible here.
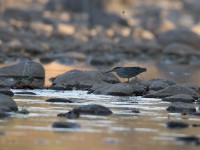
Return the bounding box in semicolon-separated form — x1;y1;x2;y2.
90;82;146;96
161;43;200;65
166;120;189;129
0;94;18;113
144;85;200;98
131;108;140;113
57;111;80;119
0;61;45;88
73;104;112;116
46;98;72;103
0;88;14;97
157;29;200;50
15;92;37;95
162;94;194;103
166;102;196;113
176;136;200;145
50;70;119;90
177;83;200;94
18;108;29;114
52;121;80;129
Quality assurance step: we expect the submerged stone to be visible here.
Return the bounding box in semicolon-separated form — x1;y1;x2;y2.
167;102;196;113
57;111;80;119
46;98;73;103
73;104;112;116
166;120;189;129
176;136;200;145
52;121;80;129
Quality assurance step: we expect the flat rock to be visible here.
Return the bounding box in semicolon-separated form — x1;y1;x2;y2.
52;121;80;129
0;61;45;88
158;29;200;50
144;85;200;98
0;94;18;113
15;92;37;95
50;70;119;90
90;82;146;96
162;94;194;103
46;98;72;103
166;120;189;129
167;102;196;113
73;104;112;116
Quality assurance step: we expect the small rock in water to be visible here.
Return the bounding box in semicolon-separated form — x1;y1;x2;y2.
176;135;200;145
46;98;73;103
52;121;80;129
131;108;140;113
18;108;29;114
166;120;189;129
57;111;80;119
73;104;112;116
167;102;196;113
15;92;37;95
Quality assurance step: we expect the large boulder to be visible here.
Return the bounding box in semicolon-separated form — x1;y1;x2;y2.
50;70;119;90
158;29;200;50
0;61;45;88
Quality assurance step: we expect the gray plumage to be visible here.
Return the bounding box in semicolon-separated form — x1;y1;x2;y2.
105;67;147;83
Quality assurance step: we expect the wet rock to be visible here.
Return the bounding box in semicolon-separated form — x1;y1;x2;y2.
176;135;200;145
0;61;45;88
18;108;29;114
162;94;194;103
166;120;189;129
147;78;176;92
57;111;80;119
50;70;119;90
15;92;37;95
0;88;14;97
178;83;200;94
144;85;200;98
90;82;146;96
167;102;196;113
131;108;140;113
73;104;112;116
0;94;18;113
52;121;80;129
157;29;200;50
46;98;72;103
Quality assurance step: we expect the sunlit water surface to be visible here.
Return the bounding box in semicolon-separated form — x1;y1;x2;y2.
0;62;200;150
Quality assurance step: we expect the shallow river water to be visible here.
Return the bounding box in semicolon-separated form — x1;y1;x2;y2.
0;62;200;150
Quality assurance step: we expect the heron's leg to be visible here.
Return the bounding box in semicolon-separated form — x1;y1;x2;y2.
127;78;129;83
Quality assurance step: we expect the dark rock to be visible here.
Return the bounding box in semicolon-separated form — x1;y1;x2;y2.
57;111;80;119
46;98;72;103
0;94;18;113
15;92;37;95
52;121;80;129
162;94;194;103
176;135;200;145
50;70;119;90
90;82;146;96
177;83;200;94
18;108;29;114
0;131;5;136
0;61;45;88
145;85;200;98
192;124;200;127
73;104;112;116
167;102;196;113
157;29;200;50
161;43;200;65
131;108;140;113
0;88;14;97
166;120;189;129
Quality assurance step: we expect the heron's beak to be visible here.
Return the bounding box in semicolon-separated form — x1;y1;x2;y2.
104;69;113;73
